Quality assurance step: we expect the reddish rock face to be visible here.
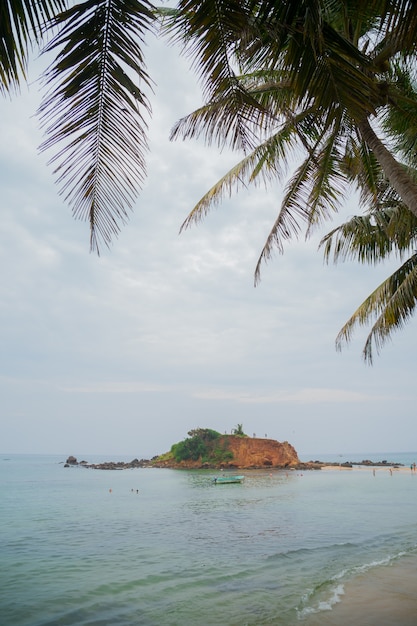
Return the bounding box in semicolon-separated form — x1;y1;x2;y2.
225;436;299;468
155;436;300;469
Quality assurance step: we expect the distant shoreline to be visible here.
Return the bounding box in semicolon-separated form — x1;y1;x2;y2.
62;455;408;471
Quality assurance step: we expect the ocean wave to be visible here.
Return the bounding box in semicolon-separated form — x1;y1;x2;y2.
298;583;345;617
296;545;417;620
266;541;358;562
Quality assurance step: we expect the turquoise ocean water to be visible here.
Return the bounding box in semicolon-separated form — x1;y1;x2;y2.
1;453;417;625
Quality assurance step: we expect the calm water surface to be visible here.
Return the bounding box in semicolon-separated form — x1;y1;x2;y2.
1;454;417;625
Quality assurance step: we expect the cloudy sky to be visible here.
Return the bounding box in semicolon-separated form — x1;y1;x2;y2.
1;25;416;461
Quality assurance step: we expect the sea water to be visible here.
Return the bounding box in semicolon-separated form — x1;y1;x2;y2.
1;453;417;626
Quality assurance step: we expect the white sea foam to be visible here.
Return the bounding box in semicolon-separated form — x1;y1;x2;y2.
298;550;417;620
298;583;345;617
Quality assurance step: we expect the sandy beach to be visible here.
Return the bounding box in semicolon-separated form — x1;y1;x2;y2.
304;550;417;625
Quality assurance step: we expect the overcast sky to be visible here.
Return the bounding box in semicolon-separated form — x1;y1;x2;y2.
1;27;416;461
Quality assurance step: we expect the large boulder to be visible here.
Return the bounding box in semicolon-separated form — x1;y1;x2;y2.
225;436;299;468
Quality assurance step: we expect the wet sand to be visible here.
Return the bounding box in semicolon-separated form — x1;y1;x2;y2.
304;555;417;626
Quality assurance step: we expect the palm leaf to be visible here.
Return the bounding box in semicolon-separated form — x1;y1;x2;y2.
37;0;155;252
170;86;270;152
168;0;261;152
0;0;67;94
336;253;417;363
374;0;417;58
253;157;320;284
304;118;348;236
178;100;327;234
320;206;417;265
179;125;297;232
254;114;350;283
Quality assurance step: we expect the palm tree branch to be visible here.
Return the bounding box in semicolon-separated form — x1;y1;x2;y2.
336;253;417;363
321;204;417;265
254;156;319;284
178;99;330;234
37;0;155;252
254;116;349;283
166;0;274;152
179;124;301;233
0;0;67;94
304;120;348;236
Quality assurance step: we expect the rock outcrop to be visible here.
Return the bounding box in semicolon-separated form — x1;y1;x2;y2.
153;436;300;469
227;436;299;468
64;437;301;471
64;457;152;469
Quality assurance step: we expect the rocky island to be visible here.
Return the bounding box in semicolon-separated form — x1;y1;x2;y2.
152;429;300;469
65;426;405;471
64;427;303;470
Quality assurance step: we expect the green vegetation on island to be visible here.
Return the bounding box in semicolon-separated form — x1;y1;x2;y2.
157;426;247;465
231;424;247;437
170;428;233;464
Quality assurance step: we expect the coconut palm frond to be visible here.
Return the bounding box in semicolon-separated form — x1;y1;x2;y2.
172;0;254;97
168;0;263;152
336;253;417;363
253;156;319;285
341;136;382;206
303;120;349;236
321;196;417;263
254;119;350;283
179;122;303;232
178;97;334;237
377;0;417;56
382;64;417;165
37;0;155;252
0;0;67;94
169;90;267;152
179;158;254;232
277;19;377;121
321;213;397;265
